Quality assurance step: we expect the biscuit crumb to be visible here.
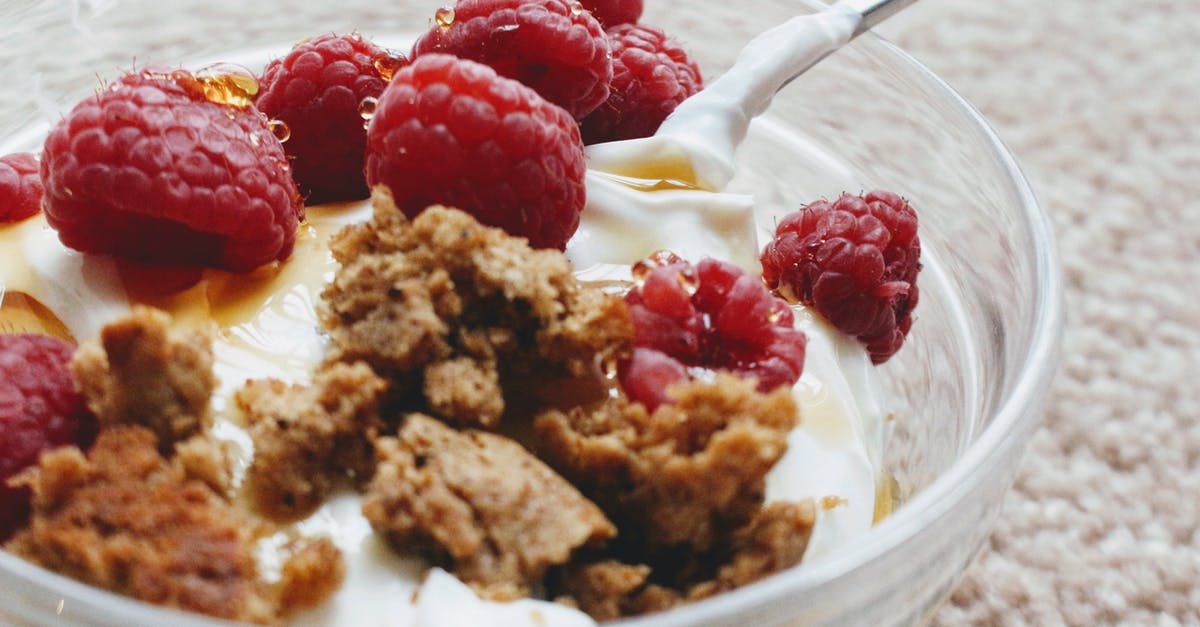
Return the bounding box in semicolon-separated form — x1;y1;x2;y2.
687;500;817;600
237;362;387;519
4;426;273;623
277;537;346;613
535;374;798;554
321;193;632;427
70;306;215;449
363;414;616;598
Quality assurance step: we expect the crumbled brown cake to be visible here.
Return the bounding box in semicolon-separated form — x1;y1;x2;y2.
174;432;239;497
555;501;815;620
535;373;798;554
276;537;346;613
320;191;632;428
687;500;817;600
236;362;387;519
3;426;274;623
557;560;652;621
363;414;616;599
70;306;215;449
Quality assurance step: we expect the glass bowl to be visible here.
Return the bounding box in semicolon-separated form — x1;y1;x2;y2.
0;0;1063;625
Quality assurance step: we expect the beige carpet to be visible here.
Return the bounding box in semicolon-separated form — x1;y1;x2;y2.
879;1;1200;624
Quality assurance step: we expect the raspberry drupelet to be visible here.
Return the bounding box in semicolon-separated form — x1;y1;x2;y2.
577;0;643;27
364;54;587;250
0;334;97;541
580;23;703;144
40;68;303;273
619;252;807;410
412;0;613;120
256;32;405;204
761;190;921;364
0;153;43;223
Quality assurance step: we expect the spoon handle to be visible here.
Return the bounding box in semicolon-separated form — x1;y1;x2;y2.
836;0;920;35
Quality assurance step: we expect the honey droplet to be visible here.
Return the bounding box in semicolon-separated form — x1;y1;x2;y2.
631;250;684;281
359;96;379;120
268;119;291;143
0;290;75;343
373;52;408;82
435;6;456;28
675;270;698;295
820;496;849;511
192;63;260;109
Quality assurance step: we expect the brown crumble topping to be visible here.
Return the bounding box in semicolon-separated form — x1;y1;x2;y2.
70;306;215;450
3;426;275;624
276;536;346;613
362;414;616;599
535;373;798;555
320;190;632;428
236;361;387;520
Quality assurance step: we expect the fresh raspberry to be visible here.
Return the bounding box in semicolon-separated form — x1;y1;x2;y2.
619;252;806;410
256;33;405;204
40;68;304;273
580;23;703;144
364;54;586;250
0;153;43;223
412;0;612;120
761;190;921;364
0;334;97;541
577;0;642;27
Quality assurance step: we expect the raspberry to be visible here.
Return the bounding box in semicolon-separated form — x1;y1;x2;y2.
364;54;586;250
256;33;405;204
412;0;612;120
761;190;921;364
577;0;642;27
40;68;304;273
580;23;703;144
0;334;97;541
0;153;43;224
619;253;806;410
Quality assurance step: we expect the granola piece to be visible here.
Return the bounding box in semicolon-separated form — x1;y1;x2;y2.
320;190;633;427
3;426;273;623
363;414;616;598
558;560;652;621
174;432;239;497
236;362;387;519
422;357;504;426
70;306;215;449
535;373;798;554
687;500;817;600
276;537;346;613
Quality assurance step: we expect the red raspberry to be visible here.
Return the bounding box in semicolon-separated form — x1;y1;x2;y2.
761;190;921;364
577;0;642;27
619;253;806;410
0;334;97;541
40;68;304;273
364;54;586;250
580;23;703;144
256;33;405;204
412;0;612;120
0;153;43;224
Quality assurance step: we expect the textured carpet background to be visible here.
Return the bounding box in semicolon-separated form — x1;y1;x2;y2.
1;0;1198;625
878;1;1200;624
